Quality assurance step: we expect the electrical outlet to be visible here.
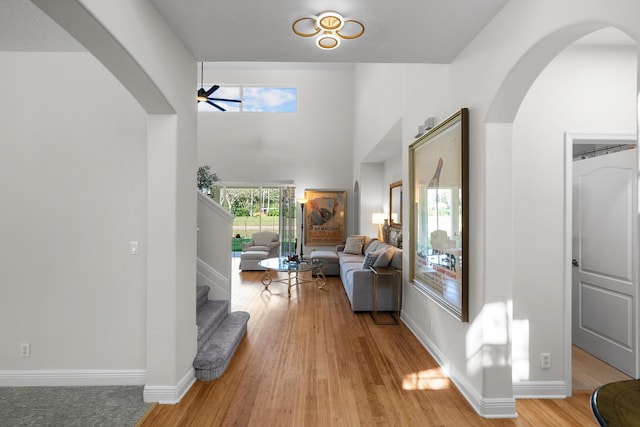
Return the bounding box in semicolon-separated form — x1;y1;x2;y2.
20;343;30;358
541;353;551;369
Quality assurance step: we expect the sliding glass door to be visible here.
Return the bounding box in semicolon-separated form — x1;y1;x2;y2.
214;183;296;256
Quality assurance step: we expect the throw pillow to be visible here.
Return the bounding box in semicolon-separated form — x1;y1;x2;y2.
361;252;378;269
373;247;395;267
365;240;382;254
343;236;365;254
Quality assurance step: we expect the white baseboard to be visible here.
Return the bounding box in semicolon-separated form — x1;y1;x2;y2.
143;367;195;404
401;313;517;419
513;380;568;399
197;258;231;301
0;369;146;386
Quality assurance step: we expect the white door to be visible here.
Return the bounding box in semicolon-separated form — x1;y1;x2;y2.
572;148;637;377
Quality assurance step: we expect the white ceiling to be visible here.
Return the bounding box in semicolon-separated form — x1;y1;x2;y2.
147;0;511;63
2;0;512;63
0;0;85;51
1;1;634;65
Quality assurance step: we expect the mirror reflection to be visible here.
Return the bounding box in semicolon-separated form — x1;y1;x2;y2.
389;180;402;226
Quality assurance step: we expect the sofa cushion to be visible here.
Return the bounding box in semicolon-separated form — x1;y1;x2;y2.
344;236;365;254
362;236;377;253
245;245;270;252
390;249;403;270
341;261;364;274
240;250;270;260
361;252;378;269
364;240;382;254
251;231;279;246
373;246;396;267
310;250;339;263
339;254;364;265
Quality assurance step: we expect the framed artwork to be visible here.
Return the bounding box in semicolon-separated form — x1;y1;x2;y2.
409;108;469;322
389;180;403;248
389;180;403;226
304;190;346;245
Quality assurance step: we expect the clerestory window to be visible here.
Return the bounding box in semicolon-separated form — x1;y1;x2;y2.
197;86;297;113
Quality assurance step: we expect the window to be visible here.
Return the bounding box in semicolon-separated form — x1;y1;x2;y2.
197;86;297;113
214;185;297;256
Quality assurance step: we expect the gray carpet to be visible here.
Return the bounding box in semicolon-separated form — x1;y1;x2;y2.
0;386;151;427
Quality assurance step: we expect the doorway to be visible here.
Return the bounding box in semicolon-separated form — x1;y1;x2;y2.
567;133;638;384
215;183;297;256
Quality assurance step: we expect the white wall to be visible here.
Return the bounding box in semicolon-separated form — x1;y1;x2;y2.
512;41;638;384
0;52;148;373
197;65;356;245
1;0;198;400
353;64;452;236
358;163;384;238
52;0;200;396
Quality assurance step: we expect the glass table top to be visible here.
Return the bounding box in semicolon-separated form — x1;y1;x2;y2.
258;257;326;272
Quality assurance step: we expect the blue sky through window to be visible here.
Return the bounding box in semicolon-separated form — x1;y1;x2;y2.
243;87;297;112
197;86;296;112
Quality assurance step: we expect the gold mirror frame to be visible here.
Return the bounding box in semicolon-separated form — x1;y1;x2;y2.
389;180;402;227
409;108;468;322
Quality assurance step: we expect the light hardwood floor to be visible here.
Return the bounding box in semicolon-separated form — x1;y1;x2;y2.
140;261;612;426
572;345;631;391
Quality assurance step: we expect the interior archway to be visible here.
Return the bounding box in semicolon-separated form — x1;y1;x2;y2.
487;25;639;396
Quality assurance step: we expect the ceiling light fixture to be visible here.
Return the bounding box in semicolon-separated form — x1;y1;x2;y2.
292;11;364;50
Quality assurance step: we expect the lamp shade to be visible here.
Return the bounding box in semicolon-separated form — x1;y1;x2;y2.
372;212;386;225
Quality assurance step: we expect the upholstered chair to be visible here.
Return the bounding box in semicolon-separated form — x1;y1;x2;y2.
241;231;280;257
429;230;455;255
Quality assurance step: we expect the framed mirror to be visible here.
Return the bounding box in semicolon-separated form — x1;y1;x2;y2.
389;180;402;226
409;108;468;322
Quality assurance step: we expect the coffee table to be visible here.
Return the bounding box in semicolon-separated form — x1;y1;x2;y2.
258;257;327;297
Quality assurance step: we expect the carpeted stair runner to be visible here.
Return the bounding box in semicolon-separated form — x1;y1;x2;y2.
194;285;249;381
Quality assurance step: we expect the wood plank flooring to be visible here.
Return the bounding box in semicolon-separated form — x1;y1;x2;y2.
572;345;631;390
139;261;602;426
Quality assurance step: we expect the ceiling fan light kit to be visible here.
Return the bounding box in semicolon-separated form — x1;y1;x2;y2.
292;10;364;50
196;62;241;111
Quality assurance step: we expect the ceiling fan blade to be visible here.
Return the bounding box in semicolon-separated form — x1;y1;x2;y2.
204;85;220;96
207;100;226;112
208;97;241;103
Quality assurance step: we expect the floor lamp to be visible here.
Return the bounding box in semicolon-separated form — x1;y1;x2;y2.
372;212;386;242
297;198;308;259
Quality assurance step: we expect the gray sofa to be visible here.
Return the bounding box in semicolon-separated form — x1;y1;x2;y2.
311;236;402;312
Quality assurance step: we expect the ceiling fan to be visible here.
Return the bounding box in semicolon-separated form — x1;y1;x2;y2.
196;62;241;111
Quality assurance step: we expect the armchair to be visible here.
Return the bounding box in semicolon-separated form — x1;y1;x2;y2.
241;231;280;257
430;229;456;255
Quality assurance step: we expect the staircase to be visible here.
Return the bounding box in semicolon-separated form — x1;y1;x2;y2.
193;285;250;381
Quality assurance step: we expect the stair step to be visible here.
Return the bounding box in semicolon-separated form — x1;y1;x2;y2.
193;311;250;381
197;300;229;351
196;285;210;310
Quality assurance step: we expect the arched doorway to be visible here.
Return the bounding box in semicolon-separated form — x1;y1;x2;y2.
488;25;639;396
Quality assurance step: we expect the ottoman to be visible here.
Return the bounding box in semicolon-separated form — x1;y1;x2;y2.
310;250;340;276
239;250;270;271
